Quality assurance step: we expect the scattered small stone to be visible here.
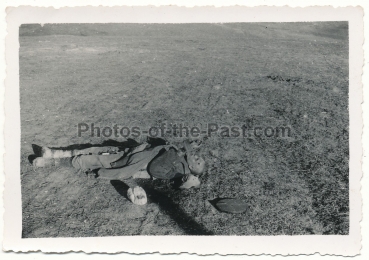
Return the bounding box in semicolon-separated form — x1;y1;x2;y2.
210;150;219;158
332;86;340;93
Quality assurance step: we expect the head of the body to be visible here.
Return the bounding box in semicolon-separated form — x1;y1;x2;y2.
187;153;205;175
179;141;206;189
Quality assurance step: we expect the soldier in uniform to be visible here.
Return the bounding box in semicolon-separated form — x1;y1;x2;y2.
33;139;205;190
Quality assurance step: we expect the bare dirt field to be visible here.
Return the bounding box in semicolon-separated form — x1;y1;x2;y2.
19;23;349;237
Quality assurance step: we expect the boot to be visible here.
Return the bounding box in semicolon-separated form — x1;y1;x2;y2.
41;146;73;159
33;157;73;168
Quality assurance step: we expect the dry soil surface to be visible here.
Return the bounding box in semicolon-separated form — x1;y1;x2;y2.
20;23;349;237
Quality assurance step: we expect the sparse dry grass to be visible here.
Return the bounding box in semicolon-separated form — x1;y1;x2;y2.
20;22;348;237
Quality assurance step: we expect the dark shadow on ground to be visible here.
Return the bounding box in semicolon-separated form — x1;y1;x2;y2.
110;180;213;235
28;154;38;164
28;144;44;163
146;137;168;146
110;180;130;200
48;139;140;151
31;144;43;156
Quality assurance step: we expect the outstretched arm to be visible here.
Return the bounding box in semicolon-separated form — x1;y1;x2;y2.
182;140;202;154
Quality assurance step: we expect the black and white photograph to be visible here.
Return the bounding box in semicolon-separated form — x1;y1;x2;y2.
19;21;350;237
3;6;363;255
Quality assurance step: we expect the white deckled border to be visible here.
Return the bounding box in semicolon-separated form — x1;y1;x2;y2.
3;6;363;255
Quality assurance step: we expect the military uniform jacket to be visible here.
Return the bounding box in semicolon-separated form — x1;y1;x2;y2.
148;148;190;179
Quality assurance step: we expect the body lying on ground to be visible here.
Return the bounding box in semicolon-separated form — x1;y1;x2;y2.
32;139;205;190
